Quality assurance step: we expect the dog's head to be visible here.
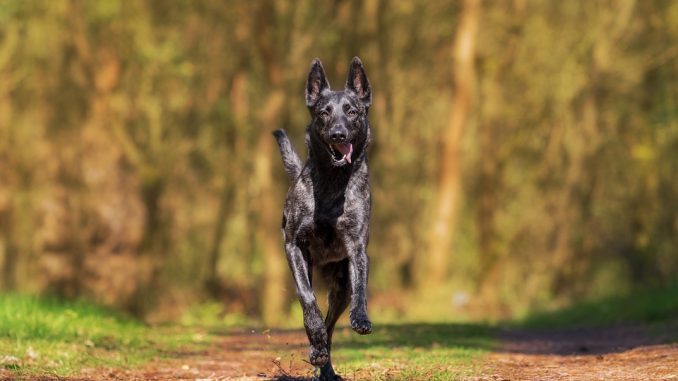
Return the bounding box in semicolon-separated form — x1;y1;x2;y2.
305;57;371;167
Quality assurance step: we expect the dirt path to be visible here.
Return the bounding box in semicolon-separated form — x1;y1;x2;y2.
118;322;678;381
6;322;676;380
76;329;315;381
476;322;678;381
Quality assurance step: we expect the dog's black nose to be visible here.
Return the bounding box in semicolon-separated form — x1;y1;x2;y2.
329;127;347;142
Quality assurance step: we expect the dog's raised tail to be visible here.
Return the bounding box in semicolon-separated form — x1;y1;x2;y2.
273;129;303;181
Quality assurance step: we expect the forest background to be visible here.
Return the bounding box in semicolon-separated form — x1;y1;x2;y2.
1;0;677;326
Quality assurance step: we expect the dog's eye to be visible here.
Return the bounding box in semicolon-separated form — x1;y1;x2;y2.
319;110;330;120
347;109;357;118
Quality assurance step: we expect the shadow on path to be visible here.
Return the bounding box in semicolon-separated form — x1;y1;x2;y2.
214;318;677;357
497;319;678;355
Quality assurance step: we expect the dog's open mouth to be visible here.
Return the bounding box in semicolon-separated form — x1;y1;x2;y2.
329;142;353;165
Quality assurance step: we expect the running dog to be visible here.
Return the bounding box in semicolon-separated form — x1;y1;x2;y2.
273;57;373;380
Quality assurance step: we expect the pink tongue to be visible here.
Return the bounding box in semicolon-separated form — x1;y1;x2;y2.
336;143;353;164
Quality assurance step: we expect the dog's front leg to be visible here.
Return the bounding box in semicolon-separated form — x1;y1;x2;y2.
348;247;372;335
285;242;329;366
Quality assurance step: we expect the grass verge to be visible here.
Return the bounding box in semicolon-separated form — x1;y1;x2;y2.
0;294;206;378
329;323;494;381
519;282;678;329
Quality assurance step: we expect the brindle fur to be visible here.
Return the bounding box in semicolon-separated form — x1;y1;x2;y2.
273;57;373;381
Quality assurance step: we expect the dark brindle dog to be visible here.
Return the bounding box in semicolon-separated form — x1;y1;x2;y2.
273;57;373;380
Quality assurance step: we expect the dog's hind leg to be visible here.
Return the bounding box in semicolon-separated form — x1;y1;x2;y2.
319;259;350;380
285;242;329;366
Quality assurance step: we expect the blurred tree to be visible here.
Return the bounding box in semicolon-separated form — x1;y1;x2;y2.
426;0;480;285
0;0;676;322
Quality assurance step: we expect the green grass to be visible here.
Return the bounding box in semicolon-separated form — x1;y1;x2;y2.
0;294;494;380
6;284;675;380
329;323;495;381
519;283;678;329
325;284;678;380
0;294;205;378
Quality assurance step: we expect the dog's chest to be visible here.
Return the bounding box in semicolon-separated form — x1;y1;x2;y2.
292;167;369;265
307;204;344;263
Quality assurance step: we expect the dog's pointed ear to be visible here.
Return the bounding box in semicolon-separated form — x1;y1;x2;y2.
306;58;330;107
345;56;371;108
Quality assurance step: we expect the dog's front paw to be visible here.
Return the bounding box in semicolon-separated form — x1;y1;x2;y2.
350;316;372;335
309;346;329;366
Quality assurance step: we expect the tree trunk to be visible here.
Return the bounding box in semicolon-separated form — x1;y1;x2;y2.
426;0;480;285
254;2;289;326
256;89;287;326
1;218;16;291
